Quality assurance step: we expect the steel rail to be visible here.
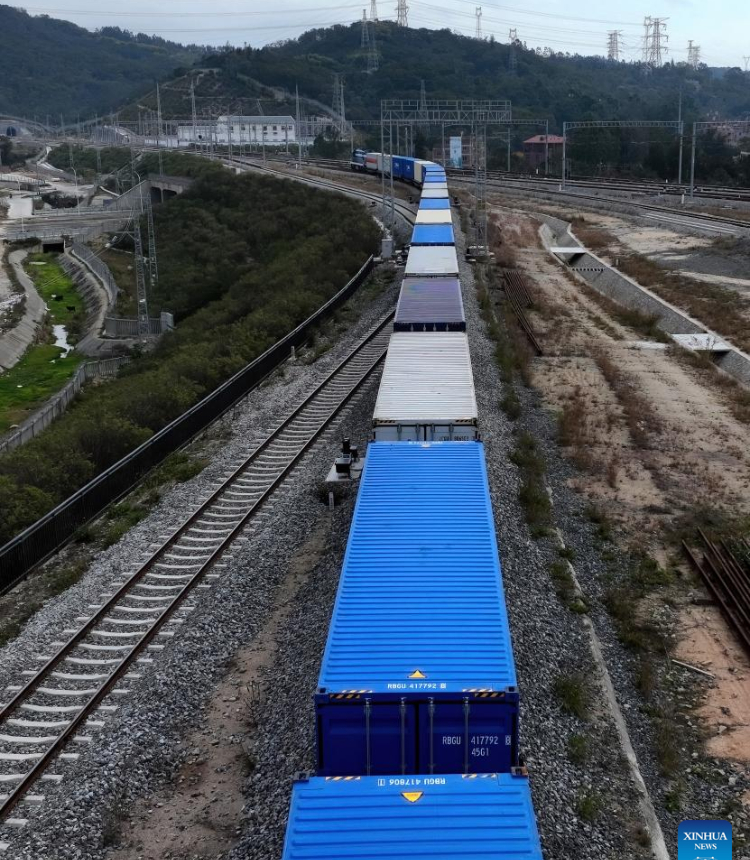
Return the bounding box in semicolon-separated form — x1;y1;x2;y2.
0;312;394;825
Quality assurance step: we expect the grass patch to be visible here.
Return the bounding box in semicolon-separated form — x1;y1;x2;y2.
595;350;662;448
585;504;613;542
143;451;209;489
25;253;87;340
100;500;153;548
99;247;137;317
575;791;601;822
0;344;82;432
603;553;671;652
567;733;588;765
500;388;521;420
511;432;552;537
553;672;590;720
549;559;588;613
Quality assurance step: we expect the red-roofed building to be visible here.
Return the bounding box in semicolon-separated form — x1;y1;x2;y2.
523;134;564;171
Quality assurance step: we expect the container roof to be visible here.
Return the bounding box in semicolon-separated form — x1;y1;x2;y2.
412;224;455;245
395;277;464;326
319;442;516;693
415;209;453;224
419;198;451;209
282;773;542;860
523;134;564;144
405;245;459;275
374;332;475;422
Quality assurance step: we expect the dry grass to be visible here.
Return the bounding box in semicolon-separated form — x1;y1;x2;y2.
594;349;663;448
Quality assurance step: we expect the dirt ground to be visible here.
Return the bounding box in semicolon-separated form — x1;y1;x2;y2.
489;200;750;767
106;521;329;860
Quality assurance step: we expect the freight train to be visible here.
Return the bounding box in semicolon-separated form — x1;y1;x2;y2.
280;157;543;858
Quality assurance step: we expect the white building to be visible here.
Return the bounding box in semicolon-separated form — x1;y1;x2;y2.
176;115;297;147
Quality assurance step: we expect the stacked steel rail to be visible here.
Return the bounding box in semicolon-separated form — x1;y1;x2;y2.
683;531;750;653
503;270;543;356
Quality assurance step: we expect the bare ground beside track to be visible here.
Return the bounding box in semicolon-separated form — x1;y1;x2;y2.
490;201;750;775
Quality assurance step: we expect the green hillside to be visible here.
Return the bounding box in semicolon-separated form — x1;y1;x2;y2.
203;23;750;129
0;5;204;121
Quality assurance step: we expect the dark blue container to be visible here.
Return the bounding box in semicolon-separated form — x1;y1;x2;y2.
282;772;542;860
394;277;465;332
411;224;455;246
316;442;519;777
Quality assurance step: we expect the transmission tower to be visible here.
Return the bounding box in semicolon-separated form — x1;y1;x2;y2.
370;0;378;20
744;56;750;72
607;30;622;62
687;40;701;69
145;199;159;298
643;16;668;67
361;12;379;72
508;29;518;74
396;0;408;27
475;7;482;40
332;73;347;138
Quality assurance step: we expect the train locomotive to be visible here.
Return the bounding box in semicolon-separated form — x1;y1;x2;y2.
280;156;543;858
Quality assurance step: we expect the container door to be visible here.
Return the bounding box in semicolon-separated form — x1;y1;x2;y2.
317;701;417;776
417;700;518;774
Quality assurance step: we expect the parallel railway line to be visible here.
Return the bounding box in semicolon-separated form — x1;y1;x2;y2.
0;308;395;844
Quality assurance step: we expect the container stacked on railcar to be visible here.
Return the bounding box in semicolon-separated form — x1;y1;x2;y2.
281;158;542;859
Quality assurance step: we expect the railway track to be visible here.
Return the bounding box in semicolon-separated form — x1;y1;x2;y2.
0;313;394;845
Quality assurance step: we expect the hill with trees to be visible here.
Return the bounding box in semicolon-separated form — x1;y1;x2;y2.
0;5;205;121
203;23;750;128
0;155;379;546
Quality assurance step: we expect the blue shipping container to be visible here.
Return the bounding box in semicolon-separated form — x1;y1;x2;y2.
412;224;455;246
316;442;519;777
419;198;451;210
424;174;447;182
282;772;542;860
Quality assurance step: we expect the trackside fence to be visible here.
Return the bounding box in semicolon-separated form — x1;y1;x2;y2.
0;255;375;592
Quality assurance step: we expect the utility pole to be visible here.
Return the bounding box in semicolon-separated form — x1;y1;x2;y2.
191;80;198;150
677;87;684;185
396;0;408;28
296;84;302;168
473;118;488;256
687;40;701;69
607;30;622;62
370;0;378;20
475;7;482;40
156;82;165;188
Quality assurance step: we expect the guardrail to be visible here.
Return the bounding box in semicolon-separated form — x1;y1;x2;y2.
0;357;130;457
0;255;375;592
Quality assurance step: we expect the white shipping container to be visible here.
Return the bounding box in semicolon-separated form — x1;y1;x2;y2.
373;332;478;441
420;188;450;199
405;245;459;277
416;209;453;224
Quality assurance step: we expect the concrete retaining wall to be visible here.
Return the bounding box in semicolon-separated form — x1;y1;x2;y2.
539;214;750;387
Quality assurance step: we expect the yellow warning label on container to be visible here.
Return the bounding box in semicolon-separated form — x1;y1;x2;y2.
401;792;423;803
408;669;426;679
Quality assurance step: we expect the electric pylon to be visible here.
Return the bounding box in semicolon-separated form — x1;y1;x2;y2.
396;0;408;27
607;30;622;62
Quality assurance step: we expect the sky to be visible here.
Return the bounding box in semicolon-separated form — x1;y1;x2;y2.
14;0;750;67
